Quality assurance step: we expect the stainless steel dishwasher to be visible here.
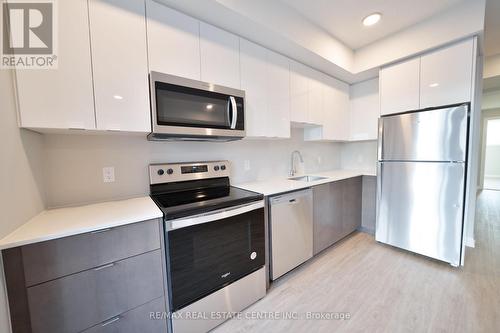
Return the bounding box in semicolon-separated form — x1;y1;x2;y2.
270;189;313;280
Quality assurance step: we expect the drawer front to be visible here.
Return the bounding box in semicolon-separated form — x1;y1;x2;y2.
22;219;161;286
83;297;167;333
27;250;164;333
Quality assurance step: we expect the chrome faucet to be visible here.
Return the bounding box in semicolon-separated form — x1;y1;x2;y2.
289;150;304;177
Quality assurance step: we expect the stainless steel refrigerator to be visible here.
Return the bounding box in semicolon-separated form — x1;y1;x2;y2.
376;104;469;267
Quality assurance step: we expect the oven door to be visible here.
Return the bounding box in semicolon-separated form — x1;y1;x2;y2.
165;201;265;312
150;72;245;140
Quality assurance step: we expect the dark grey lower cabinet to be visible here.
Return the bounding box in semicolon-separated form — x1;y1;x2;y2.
312;182;343;255
21;219;161;287
313;177;362;255
2;219;168;333
27;250;164;333
361;176;377;234
82;297;167;333
342;176;362;236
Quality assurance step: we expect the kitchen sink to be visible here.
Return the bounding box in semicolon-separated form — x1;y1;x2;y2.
289;175;328;182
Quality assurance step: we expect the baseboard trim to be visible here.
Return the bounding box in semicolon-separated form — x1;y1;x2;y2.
465;237;475;248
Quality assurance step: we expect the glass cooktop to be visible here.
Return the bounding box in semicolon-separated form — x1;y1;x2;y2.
151;181;262;220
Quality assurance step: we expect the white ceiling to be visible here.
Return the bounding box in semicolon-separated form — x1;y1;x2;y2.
276;0;467;49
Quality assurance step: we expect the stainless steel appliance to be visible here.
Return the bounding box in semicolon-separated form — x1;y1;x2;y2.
376;103;469;267
149;161;265;333
148;72;245;141
269;189;313;280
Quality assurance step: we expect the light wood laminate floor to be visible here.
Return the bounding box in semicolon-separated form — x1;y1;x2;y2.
214;190;500;332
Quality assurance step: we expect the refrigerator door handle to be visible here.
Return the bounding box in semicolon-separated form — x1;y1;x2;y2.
377;118;383;161
376;162;383;236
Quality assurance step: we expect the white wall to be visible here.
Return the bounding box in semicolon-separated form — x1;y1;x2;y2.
340;141;378;172
0;70;45;238
478;108;500;189
0;70;46;333
483;54;500;78
484;146;500;177
482;89;500;109
42;129;342;208
485;119;500;177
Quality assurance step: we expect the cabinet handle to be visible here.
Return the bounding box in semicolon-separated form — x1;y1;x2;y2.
91;228;112;234
94;262;115;271
101;316;121;327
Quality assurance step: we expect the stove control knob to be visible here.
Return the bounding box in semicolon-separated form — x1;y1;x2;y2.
157;169;164;176
214;166;220;171
221;165;226;171
250;252;257;260
166;168;174;175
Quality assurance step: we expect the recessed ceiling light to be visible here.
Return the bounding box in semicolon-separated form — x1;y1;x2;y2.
429;83;440;88
206;104;213;110
113;95;123;100
362;13;382;27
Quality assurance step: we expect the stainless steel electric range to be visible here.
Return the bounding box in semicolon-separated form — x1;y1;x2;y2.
149;161;266;333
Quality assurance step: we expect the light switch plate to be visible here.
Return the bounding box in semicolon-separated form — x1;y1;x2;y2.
244;160;251;171
103;167;115;183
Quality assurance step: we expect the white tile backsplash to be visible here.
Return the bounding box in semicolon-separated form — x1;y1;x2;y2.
340;140;378;172
43;129;342;207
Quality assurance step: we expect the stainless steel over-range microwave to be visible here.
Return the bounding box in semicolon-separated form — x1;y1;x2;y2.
148;71;245;141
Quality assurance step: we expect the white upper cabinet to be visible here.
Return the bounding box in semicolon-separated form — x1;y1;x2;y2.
305;73;349;141
200;23;240;88
89;0;150;132
266;50;291;138
290;60;309;124
240;39;268;137
240;39;290;138
324;76;350;141
307;68;324;126
146;0;200;80
379;58;420;116
350;78;380;141
420;39;473;108
15;0;95;130
380;38;475;116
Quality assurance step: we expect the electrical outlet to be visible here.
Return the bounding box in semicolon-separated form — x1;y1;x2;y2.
102;167;115;183
244;160;251;171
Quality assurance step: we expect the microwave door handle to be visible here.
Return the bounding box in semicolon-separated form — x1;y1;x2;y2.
229;96;237;129
226;98;232;128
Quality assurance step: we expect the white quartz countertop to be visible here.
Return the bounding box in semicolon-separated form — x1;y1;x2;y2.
234;169;376;196
0;196;163;250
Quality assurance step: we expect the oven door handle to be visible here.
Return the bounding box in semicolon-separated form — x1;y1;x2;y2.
167;201;264;230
